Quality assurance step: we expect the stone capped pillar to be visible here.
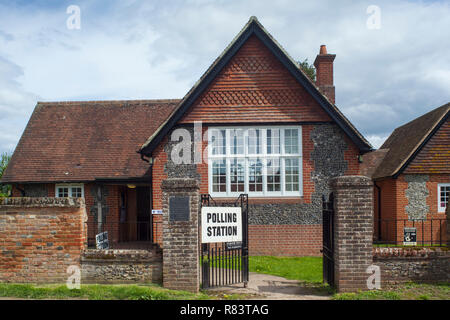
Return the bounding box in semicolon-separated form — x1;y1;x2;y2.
330;175;374;293
161;178;199;292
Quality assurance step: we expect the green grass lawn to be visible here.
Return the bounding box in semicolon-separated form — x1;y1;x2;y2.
246;256;449;300
249;256;323;283
334;282;450;300
203;255;324;283
1;257;448;300
0;283;220;300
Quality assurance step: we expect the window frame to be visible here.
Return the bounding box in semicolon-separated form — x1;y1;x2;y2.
437;183;450;213
208;126;303;198
55;183;85;198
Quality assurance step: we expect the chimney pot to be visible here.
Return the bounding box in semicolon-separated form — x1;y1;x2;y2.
313;45;336;104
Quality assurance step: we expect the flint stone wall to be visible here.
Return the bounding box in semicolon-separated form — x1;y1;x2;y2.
81;249;163;284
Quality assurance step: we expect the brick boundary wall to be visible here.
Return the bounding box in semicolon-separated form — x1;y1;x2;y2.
161;179;200;292
249;224;322;256
373;247;450;285
331;176;374;293
81;248;162;284
0;197;87;283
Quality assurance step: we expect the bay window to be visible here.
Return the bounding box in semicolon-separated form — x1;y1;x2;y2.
208;126;302;197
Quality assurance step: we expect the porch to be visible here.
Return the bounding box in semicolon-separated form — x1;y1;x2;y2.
86;179;162;250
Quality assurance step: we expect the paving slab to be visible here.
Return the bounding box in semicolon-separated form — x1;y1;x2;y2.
206;272;331;300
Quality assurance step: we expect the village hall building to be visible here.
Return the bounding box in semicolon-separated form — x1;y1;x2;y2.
2;17;374;256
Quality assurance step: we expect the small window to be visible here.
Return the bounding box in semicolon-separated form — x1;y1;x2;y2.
438;183;450;213
56;184;84;198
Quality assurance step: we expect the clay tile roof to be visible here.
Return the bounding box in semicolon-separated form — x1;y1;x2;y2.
373;102;450;179
1;99;180;183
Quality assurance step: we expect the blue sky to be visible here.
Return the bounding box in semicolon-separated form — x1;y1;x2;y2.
0;0;449;153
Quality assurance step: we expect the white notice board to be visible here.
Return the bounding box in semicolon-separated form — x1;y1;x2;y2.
201;207;242;243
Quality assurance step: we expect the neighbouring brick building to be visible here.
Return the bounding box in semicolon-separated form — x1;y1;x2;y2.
366;103;450;245
2;17;373;256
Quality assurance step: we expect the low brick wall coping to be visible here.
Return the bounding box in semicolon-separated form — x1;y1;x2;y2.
161;179;199;190
0;197;85;208
330;175;373;189
82;249;162;262
373;247;449;259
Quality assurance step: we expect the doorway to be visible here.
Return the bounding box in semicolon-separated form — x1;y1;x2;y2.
136;186;151;241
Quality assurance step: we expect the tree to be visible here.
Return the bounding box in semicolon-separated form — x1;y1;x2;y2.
298;58;316;82
0;152;11;197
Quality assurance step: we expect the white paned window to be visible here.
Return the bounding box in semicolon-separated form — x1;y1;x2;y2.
210;129;226;156
230;158;245;192
55;184;84;198
212;160;227;193
438;183;450;213
208;126;302;197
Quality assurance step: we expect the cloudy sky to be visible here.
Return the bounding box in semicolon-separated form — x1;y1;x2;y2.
0;0;449;154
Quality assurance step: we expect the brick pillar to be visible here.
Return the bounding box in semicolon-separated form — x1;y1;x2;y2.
161;179;199;292
330;176;374;293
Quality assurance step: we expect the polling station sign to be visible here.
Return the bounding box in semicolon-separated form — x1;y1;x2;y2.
201;207;242;243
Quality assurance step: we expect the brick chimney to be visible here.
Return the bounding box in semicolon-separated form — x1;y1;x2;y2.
313;45;336;104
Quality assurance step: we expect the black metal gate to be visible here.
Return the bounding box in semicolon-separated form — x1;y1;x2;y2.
322;193;335;287
200;194;249;289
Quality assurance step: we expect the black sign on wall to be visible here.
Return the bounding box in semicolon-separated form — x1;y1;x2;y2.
169;196;190;221
403;227;417;245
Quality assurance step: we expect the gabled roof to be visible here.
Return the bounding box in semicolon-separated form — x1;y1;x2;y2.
373;102;450;179
139;16;372;156
1;99;179;183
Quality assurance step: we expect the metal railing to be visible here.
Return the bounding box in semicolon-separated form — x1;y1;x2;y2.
87;220;162;249
374;218;448;247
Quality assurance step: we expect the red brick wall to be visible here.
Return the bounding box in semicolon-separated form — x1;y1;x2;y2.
376;174;448;245
249;225;322;256
395;174;448;244
0;197;87;283
375;178;398;243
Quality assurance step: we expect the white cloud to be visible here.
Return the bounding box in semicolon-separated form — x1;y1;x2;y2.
366;134;389;149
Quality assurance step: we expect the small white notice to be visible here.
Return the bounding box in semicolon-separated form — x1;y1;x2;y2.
201;207;242;243
95;231;109;249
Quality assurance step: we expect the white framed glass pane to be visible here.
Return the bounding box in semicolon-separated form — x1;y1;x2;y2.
267;129;280;154
58;187;68;197
230;158;245;192
247;128;262;155
248;158;263;192
285;158;299;192
230;129;244;155
284;129;299;154
71;187;82;198
212;160;227;193
211;129;226;155
267;158;281;192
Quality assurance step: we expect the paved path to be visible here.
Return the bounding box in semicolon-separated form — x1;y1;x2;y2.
208;272;331;300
